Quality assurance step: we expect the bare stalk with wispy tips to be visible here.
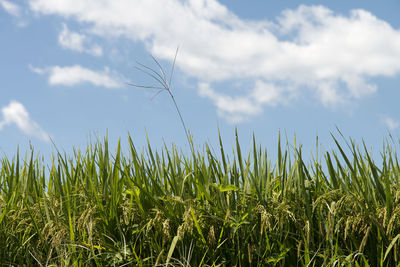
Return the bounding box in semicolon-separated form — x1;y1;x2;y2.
127;47;193;154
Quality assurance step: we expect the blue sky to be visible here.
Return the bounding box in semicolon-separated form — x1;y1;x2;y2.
1;0;400;160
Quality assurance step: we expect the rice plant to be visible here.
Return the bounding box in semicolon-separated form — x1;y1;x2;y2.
1;132;400;266
127;47;194;156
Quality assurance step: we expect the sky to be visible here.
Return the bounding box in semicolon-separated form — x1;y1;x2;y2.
1;0;400;161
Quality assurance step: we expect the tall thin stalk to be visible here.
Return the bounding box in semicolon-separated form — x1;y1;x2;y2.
127;47;194;154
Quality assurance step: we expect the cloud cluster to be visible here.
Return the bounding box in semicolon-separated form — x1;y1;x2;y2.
58;23;102;56
30;65;123;88
0;101;50;141
0;0;20;17
381;116;399;131
198;81;287;123
28;0;400;122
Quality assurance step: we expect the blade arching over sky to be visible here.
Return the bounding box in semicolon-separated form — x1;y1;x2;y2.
1;0;400;157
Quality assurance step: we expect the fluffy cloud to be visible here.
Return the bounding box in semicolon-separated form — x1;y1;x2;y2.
0;0;20;17
0;100;50;141
28;0;400;122
198;81;288;123
30;65;123;88
381;116;399;131
0;0;21;17
58;23;103;56
198;83;261;123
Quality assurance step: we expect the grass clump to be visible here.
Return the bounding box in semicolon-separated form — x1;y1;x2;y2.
1;133;400;266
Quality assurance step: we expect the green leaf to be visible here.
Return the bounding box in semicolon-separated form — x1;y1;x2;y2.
166;236;179;266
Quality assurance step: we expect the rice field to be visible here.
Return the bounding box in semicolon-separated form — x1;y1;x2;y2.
1;132;400;266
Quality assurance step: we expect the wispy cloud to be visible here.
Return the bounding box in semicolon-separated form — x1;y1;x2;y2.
58;23;103;56
28;1;400;122
381;116;399;131
0;0;20;17
198;83;262;123
0;100;50;141
30;65;123;88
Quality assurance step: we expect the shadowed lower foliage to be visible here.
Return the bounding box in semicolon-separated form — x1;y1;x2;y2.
1;132;400;266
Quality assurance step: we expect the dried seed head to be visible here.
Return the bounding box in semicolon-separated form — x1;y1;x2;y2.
256;205;271;234
183;209;194;234
163;219;171;240
177;224;185;240
208;225;216;245
304;220;310;244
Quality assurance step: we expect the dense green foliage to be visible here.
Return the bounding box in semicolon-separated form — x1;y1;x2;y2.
1;132;400;266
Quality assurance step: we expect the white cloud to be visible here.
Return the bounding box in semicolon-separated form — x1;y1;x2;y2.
198;82;261;123
31;65;123;88
251;80;291;107
58;23;84;51
28;1;400;122
58;23;103;56
199;81;290;123
0;100;50;141
0;0;20;17
28;64;46;74
381;116;399;131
